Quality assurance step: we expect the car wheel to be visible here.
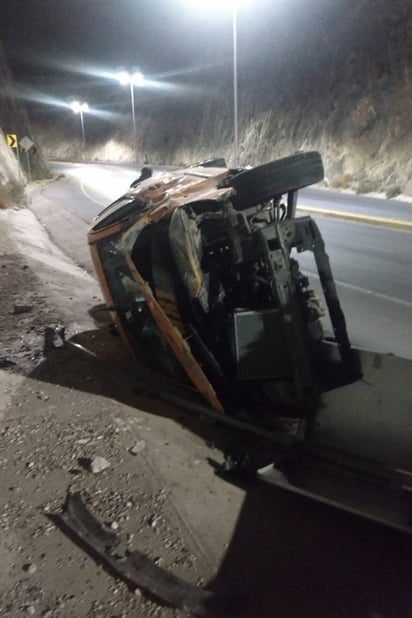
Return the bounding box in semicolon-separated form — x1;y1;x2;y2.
228;151;324;210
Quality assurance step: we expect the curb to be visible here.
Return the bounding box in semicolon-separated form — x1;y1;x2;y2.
297;205;412;231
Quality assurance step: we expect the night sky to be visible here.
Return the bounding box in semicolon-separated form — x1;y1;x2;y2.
1;0;402;124
1;0;340;81
1;0;252;76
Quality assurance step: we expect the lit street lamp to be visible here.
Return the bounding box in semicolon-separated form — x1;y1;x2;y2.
117;70;145;140
70;100;89;147
192;0;244;167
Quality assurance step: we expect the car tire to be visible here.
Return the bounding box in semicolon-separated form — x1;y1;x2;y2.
228;151;324;210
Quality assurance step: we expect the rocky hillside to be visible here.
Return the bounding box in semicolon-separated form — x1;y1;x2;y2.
0;41;50;190
9;0;412;197
0;128;25;208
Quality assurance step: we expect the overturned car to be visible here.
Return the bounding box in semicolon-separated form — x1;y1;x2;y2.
88;152;412;532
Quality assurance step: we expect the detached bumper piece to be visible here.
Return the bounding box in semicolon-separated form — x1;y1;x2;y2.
56;492;214;615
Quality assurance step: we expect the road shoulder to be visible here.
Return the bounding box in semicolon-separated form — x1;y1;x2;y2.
0;205;245;617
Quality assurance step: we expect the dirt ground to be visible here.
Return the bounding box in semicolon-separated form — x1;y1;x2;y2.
2;197;412;618
0;204;248;617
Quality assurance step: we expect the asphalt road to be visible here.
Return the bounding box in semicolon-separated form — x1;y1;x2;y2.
44;160;412;359
300;186;412;222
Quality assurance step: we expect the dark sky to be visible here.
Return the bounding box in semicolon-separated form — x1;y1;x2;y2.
1;0;400;121
1;0;249;75
0;0;339;81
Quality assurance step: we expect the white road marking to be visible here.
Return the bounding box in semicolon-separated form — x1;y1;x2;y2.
303;269;412;309
79;177;110;207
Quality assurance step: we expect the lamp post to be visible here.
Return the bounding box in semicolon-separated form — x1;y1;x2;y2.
192;0;242;167
232;2;239;167
70;100;89;147
117;71;145;152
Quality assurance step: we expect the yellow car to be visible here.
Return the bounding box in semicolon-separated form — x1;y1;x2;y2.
88;151;412;532
88;152;354;417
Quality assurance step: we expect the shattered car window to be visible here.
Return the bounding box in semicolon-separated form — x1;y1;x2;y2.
98;233;186;380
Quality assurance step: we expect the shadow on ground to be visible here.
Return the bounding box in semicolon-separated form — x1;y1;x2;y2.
204;481;412;618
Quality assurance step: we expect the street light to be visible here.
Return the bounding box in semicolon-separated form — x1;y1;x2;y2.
117;70;145;138
70;100;89;147
232;3;239;167
192;0;246;167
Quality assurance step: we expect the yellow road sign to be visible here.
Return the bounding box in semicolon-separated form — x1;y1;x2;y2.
7;134;17;148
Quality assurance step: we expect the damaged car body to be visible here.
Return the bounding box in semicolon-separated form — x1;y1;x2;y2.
88;152;412;533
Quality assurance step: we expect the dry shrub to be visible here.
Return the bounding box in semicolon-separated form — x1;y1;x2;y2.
0;182;25;209
386;184;402;199
330;173;353;189
355;179;379;194
0;187;12;209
